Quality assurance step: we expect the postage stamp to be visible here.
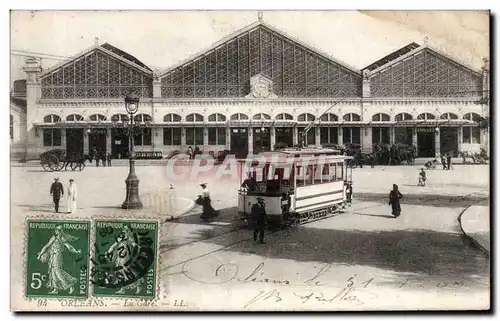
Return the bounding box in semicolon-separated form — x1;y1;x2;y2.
25;219;91;299
91;219;159;299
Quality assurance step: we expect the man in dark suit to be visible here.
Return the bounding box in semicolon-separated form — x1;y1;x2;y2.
251;197;266;244
50;177;64;213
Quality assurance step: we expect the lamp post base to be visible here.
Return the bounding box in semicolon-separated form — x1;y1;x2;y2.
122;159;143;210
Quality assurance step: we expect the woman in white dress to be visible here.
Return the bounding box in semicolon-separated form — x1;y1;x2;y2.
66;179;77;213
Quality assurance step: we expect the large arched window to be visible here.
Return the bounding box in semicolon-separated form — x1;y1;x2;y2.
89;114;107;122
66;114;84;122
463;113;481;122
186;113;204;122
372;113;391;122
298;113;315;122
133;114;152;123
343;113;361;122
164;113;182;122
319;113;339;122
440;112;458;120
275;113;293;120
208;113;227;122
253;113;271;120
417;113;435;120
395;113;413;121
43;114;61;123
111;114;129;122
230;113;249;121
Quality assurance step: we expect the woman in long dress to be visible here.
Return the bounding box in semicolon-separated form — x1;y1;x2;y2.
37;226;82;294
66;179;77;213
388;184;403;218
199;183;219;221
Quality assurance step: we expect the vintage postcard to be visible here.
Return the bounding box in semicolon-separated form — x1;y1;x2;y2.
10;10;490;311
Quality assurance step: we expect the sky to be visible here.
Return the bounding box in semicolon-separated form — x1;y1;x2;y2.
9;10;489;86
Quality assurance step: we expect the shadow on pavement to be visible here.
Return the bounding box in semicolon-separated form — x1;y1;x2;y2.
200;225;490;286
353;192;488;208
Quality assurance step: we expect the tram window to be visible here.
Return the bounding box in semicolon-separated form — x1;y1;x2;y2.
329;163;336;182
296;166;306;186
336;163;343;181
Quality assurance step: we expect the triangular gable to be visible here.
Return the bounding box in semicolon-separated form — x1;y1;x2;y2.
40;44;152;78
159;21;360;77
368;44;483;76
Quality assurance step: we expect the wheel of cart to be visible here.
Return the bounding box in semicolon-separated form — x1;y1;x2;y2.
39;149;67;172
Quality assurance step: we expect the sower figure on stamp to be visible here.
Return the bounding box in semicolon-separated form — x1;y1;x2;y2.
50;177;64;213
66;179;77;213
251;197;266;244
199;183;219;221
37;226;82;295
388;184;403;218
106;226;144;295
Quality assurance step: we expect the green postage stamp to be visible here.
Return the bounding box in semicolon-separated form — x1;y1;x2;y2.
25;219;91;298
92;219;159;299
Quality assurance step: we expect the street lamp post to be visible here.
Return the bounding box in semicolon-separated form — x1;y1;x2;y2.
122;94;143;210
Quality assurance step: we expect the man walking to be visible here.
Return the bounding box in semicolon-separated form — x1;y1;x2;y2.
251;197;266;244
50;178;64;213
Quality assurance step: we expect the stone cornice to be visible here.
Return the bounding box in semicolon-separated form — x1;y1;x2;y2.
37;99;154;109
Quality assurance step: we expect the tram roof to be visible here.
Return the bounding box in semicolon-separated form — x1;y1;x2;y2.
262;148;344;157
238;149;353;164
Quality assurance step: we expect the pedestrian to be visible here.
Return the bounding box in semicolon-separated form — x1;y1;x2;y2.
281;192;291;222
107;153;112;167
388;184;403;218
50;177;64;213
251;197;266;244
345;181;353;205
187;146;193;160
66;179;78;213
447;153;452;170
199;183;219;221
441;154;447;170
418;168;426;187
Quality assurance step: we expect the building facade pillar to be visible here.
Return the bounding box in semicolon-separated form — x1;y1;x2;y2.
412;127;418;151
363;127;373;153
435;129;441;158
270;126;276;150
83;131;89;155
292;127;298;146
203;126;209;147
338;127;343;146
248;127;253;155
315;127;320;147
181;127;186;150
153;127;163;150
61;128;67;150
226;125;231;151
390;127;396;144
106;128;112;154
458;126;463;153
23;58;42;159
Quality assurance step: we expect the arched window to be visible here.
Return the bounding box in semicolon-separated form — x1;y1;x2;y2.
275;113;293;120
343;113;361;122
372;113;391;122
395;113;413;121
186;113;204;122
43;114;61;123
417;113;436;120
320;113;339;122
66;114;84;122
134;114;152;123
253;113;271;120
230;113;249;121
89;114;107;122
463;113;481;122
298;113;315;122
111;114;129;122
208;113;226;122
164;113;182;122
440;113;458;120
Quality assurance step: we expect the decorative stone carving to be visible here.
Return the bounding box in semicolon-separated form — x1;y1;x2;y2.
245;74;278;99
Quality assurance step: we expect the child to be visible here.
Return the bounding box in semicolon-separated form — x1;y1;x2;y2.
418;168;427;186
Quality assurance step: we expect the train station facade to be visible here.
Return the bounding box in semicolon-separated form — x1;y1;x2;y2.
20;20;489;159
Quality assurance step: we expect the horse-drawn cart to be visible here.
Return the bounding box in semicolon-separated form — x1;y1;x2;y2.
40;149;86;172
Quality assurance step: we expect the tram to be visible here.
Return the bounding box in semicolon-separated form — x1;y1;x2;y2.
237;148;353;226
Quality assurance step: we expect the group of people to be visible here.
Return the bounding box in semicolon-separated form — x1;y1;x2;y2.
49;177;78;213
91;147;112;167
186;146;201;160
441;153;453;170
